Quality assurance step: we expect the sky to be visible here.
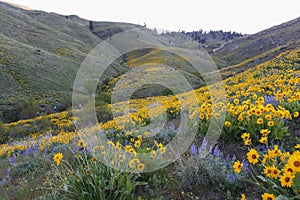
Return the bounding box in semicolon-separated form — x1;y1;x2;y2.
2;0;300;34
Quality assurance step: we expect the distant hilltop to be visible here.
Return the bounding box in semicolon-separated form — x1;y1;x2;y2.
0;0;32;10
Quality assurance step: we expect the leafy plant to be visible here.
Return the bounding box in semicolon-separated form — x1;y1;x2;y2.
0;121;9;144
52;149;146;200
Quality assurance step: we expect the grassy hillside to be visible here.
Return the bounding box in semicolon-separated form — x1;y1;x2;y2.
212;17;300;68
1;2;300;200
0;2;154;122
0;2;91;121
0;1;299;124
1;46;299;154
0;1;214;122
0;46;299;199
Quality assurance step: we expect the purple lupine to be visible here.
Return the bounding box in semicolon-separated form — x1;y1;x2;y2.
27;148;33;155
22;149;29;156
206;157;212;165
32;147;38;155
21;145;39;156
190;143;198;156
231;155;236;161
71;148;77;155
169;123;175;130
44;147;48;154
255;143;266;152
225;155;230;162
83;147;91;156
7;168;11;177
242;160;249;171
212;145;222;158
124;140;129;145
12;154;16;163
226;172;235;183
264;95;279;107
258;144;268;152
177;125;183;132
279;143;285;150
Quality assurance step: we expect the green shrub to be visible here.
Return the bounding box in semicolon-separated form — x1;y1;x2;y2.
161;88;174;96
136;168;173;199
7;125;28;139
52;150;146;200
176;150;250;198
166;107;180;120
18;101;40;120
10;155;52;178
0;121;9;144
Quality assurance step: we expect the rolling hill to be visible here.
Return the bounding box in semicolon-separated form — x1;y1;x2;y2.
0;2;300;200
0;1;147;122
212;17;300;68
0;1;299;123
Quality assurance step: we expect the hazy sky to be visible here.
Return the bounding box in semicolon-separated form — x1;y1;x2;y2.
3;0;300;34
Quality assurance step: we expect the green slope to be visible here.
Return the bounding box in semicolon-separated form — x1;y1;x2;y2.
0;2;202;122
0;2;142;122
212;17;300;68
0;0;299;124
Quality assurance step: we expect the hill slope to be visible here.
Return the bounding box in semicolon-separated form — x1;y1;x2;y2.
0;2;146;122
0;1;299;123
212;17;300;68
0;2;203;122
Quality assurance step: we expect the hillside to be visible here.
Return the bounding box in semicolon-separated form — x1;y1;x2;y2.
212;17;300;68
163;30;244;53
0;2;300;200
0;1;94;121
136;17;300;71
0;1;209;122
0;1;151;122
0;1;299;124
1;43;299;199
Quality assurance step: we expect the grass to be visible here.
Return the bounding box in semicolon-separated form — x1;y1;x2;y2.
0;3;147;123
0;3;300;199
0;153;53;200
1;1;299;124
0;47;299;199
0;2;209;123
213;17;300;68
